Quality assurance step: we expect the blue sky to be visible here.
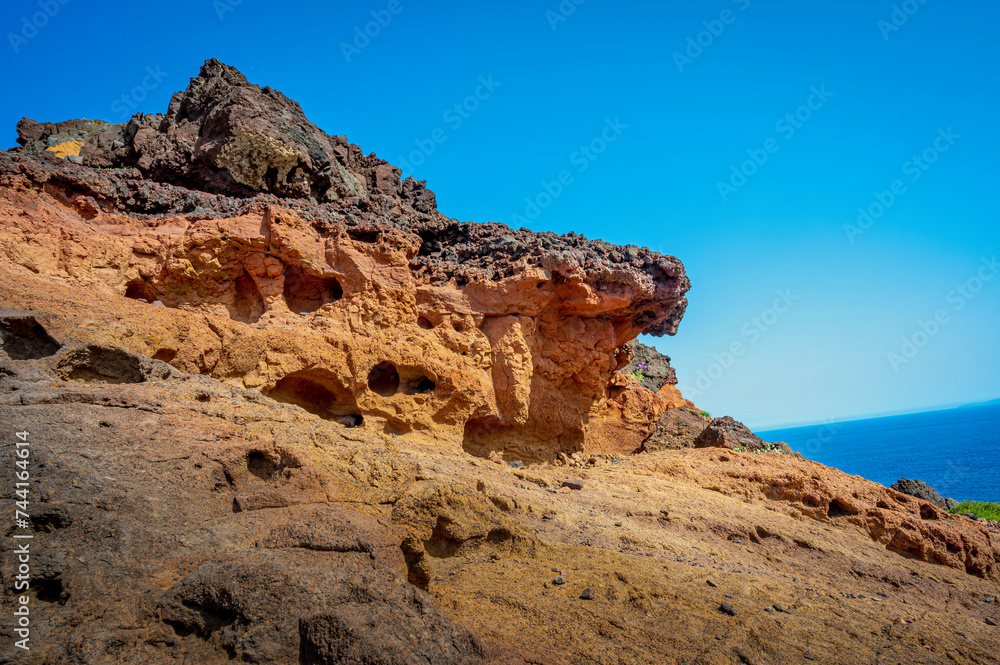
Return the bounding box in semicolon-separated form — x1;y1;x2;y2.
2;0;997;429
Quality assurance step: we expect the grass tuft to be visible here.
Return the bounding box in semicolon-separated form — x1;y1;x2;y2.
948;500;1000;521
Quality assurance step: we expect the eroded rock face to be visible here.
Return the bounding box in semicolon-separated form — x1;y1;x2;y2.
0;60;691;461
0;318;529;664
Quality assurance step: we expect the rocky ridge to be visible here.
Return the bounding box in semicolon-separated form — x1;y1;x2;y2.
2;59;691;461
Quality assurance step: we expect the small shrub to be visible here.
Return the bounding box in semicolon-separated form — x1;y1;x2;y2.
699;410;711;419
731;444;785;455
948;501;1000;521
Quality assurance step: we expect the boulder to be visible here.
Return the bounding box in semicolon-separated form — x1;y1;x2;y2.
693;416;766;451
891;479;957;510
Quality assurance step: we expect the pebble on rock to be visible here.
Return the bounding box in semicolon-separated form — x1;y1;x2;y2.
553;575;566;585
986;618;998;626
706;579;719;588
719;602;737;617
580;588;595;600
561;480;584;491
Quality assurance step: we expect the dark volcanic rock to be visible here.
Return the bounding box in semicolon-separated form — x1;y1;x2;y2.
694;416;766;451
890;479;957;511
621;342;677;392
642;408;710;451
74;58;434;209
14;117;113;155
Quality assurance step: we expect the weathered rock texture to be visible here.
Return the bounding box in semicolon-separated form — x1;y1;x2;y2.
0;310;531;664
2;313;998;664
2;60;690;462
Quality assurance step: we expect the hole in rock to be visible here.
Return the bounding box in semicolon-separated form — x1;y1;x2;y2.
62;346;147;384
124;279;157;303
827;499;857;518
231;272;266;323
0;317;61;360
384;419;412;436
424;516;462;559
406;376;436;394
417;316;434;330
607;385;627;399
920;504;939;520
247;451;278;480
283;265;343;314
153;348;177;363
367;361;400;396
179;599;239;638
452;321;464;332
486;528;514;544
347;228;380;243
265;370;358;420
338;414;364;428
31;511;69;532
35;576;66;604
264;166;279;191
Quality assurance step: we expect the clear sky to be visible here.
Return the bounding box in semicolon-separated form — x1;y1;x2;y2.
1;0;997;429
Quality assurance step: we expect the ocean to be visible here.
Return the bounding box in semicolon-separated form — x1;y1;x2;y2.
759;404;1000;505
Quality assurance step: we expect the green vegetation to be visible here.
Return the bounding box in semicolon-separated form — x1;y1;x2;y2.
948;500;1000;521
699;410;711;419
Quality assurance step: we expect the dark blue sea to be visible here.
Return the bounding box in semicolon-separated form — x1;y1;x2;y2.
759;404;1000;504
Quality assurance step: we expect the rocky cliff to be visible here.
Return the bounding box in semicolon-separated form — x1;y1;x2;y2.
1;59;690;463
1;61;998;664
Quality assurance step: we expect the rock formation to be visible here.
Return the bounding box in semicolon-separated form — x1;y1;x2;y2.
891;478;958;511
2;59;690;463
2;60;998;665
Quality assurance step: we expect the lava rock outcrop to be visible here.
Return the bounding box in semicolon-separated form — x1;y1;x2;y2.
891;478;958;511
